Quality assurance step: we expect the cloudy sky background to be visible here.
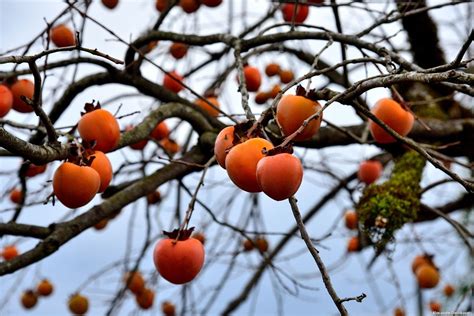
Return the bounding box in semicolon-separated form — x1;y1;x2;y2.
0;0;472;315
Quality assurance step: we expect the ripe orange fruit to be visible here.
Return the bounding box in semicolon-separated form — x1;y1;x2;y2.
10;188;23;204
2;245;19;261
243;239;254;251
268;84;281;99
416;264;440;289
369;98;414;144
89;151;113;193
153;235;205;284
255;91;270;104
393;307;405;316
256;153;303;201
170;42;188;59
36;279;54;296
162;301;176;316
180;0;200;13
50;24;76;47
68;294;89;315
194;96;220;117
281;4;309;23
21;290;38;309
429;300;441;312
151;121;170;141
78;107;120;153
279;69;294;84
225;138;274;192
25;163;47;177
136;288;155;309
344;210;358;230
265;63;281;77
0;85;13;117
347;236;360;252
411;255;432;274
357;160;383;185
53;162;101;208
156;0;170;12
147;191;162;204
214;126;235;169
255;237;269;252
443;284;455;297
125;125;148;150
276;94;323;141
160;138;180;155
163;71;185;94
93;219;108;230
242;66;261;92
192;232;206;245
10;79;34;113
124;271;145;295
202;0;222;7
102;0;119;9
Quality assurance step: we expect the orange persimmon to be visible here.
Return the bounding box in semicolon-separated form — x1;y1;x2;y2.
163;71;185;94
369;98;414;144
357;160;383;185
50;24;76;47
195;96;220;117
0;85;13;117
214;126;235;169
89;151;113;193
10;79;34;113
77;106;120;153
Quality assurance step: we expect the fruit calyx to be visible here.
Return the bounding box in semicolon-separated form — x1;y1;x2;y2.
232;121;265;145
263;144;294;156
295;85;320;103
163;227;195;241
80;100;102;116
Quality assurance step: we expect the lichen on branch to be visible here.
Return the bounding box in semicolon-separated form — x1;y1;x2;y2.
357;151;426;247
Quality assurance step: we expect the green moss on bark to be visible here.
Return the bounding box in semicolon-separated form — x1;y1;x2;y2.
357;151;426;247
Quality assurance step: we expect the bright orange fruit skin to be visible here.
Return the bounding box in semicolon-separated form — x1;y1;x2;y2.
225;138;274;192
10;79;34;113
53;162;100;208
281;4;309;23
411;255;431;273
243;66;261;92
0;85;13;117
416;264;440;289
194;97;220;117
78;109;120;153
10;189;23;204
276;94;322;141
151;121;170;140
163;71;185;94
50;24;76;47
2;245;19;261
90;151;113;193
36;279;54;296
214;126;235;169
347;236;360;252
153;238;205;284
344;210;358;230
369;98;414;144
357;160;383;185
256;153;303;201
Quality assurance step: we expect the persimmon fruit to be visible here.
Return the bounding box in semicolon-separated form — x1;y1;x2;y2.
180;0;200;13
126;125;148;150
347;236;360;252
192;232;206;245
10;79;34;113
102;0;119;9
36;279;54;296
243;239;254;252
0;85;13;117
25;163;47;177
93;219;108;230
10;188;23;204
136;288;155;309
194;96;220;117
78;107;120;153
50;24;76;47
443;284;455;297
153;233;205;284
225;138;273;192
416;264;440;289
357;160;383;185
53;162;101;208
429;300;441;312
124;271;145;295
255;92;270;105
68;294;89;315
344;210;358;230
265;63;281;77
151;121;170;141
411;254;432;273
202;0;222;7
393;307;405;316
163;71;185;94
369;98;414;144
255;237;269;252
147;191;162;204
162;301;176;316
2;245;19;261
256;153;303;201
89;151;113;193
276;94;323;141
242;66;261;92
160;138;180;155
21;290;38;309
279;69;294;84
214;126;234;169
281;4;309;24
170;42;188;59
